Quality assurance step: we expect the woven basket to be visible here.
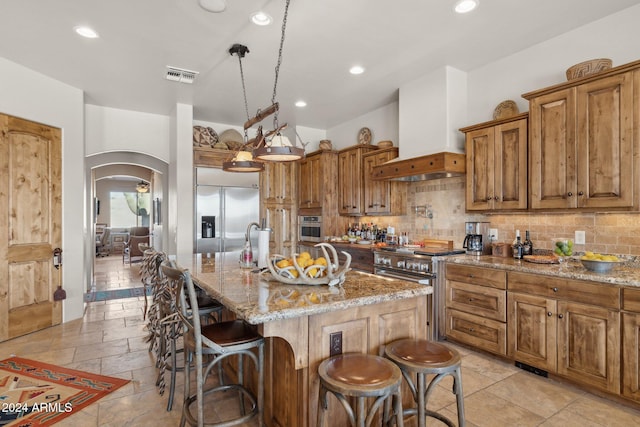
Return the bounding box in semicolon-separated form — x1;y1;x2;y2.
319;140;332;150
566;58;612;80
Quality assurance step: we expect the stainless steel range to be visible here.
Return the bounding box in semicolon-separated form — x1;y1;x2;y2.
374;246;465;340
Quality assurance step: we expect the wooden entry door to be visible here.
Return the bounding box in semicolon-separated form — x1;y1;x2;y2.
0;114;62;341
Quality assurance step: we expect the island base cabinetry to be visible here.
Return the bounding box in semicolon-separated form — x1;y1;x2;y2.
260;295;428;427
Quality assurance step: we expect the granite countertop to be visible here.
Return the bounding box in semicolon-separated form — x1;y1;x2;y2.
175;253;432;325
440;254;640;287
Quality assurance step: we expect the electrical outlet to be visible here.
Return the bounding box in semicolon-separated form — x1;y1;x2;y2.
489;228;498;242
329;331;342;357
575;230;586;245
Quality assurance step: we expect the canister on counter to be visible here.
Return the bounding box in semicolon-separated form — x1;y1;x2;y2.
492;242;513;258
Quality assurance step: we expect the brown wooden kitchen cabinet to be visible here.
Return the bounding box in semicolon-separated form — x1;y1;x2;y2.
622;287;640;402
461;113;528;211
298;152;323;210
331;242;374;273
508;271;620;394
524;65;638;210
337;144;377;216
362;147;406;215
261;162;297;257
445;264;507;355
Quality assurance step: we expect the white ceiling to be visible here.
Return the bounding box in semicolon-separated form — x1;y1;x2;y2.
1;0;638;130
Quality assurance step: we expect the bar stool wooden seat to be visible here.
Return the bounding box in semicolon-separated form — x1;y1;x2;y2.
317;353;404;427
385;339;465;427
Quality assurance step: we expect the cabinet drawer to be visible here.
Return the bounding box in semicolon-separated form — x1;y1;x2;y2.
446;281;506;322
507;272;620;310
623;287;640;312
445;264;506;289
445;308;506;356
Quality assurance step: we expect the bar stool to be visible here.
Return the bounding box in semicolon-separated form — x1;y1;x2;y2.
317;353;404;427
385;339;465;427
161;263;264;427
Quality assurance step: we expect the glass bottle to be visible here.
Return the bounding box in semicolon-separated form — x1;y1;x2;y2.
512;234;523;260
522;230;533;256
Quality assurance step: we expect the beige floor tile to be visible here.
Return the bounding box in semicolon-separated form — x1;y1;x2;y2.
484;371;583;418
74;338;130;362
22;347;76;365
538;409;606;427
459;352;520;382
101;349;155;376
97;388;184;426
456;390;545;427
81;318;126;333
560;395;640;427
102;324;147;342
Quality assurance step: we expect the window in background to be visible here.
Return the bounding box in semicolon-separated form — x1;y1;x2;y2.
110;192;151;228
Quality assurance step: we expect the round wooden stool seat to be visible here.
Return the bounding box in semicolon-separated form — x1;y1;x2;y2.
317;353;404;427
385;339;465;427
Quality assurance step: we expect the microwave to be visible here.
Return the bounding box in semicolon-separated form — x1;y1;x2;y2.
299;216;322;242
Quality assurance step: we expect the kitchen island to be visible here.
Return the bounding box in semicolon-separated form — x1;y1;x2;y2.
176;252;432;427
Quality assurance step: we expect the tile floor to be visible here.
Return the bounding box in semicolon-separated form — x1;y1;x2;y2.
1;257;639;426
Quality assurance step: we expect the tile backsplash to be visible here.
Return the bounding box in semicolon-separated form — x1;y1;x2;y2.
397;176;640;255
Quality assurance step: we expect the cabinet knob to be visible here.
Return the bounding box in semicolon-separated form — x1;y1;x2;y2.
494;196;499;201
468;274;474;278
469;328;475;332
552;287;558;292
547;312;553;317
578;191;584;196
568;192;573;197
558;314;564;319
487;197;492;201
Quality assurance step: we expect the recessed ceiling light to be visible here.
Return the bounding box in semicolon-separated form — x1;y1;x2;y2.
349;65;365;75
295;100;307;108
198;0;227;13
454;0;479;14
251;11;272;26
74;26;99;39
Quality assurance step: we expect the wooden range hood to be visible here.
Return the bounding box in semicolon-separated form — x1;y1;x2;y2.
371;152;465;182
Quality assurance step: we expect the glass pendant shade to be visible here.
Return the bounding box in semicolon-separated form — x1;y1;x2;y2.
222;150;264;172
253;134;304;161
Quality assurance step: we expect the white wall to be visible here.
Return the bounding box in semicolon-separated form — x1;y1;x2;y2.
467;4;640;124
0;58;85;322
326;102;399;150
85;104;171;162
296;126;327;152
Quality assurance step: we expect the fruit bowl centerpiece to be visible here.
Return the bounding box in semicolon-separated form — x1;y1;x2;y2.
580;251;623;273
552;238;574;257
266;243;351;286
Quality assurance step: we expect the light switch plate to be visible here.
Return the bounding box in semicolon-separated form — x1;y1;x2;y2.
489;228;498;242
575;230;586;245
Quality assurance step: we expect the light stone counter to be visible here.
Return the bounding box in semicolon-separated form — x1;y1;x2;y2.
440;254;640;287
177;252;432;325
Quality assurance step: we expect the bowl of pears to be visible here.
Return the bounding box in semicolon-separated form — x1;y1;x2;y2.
580;251;622;273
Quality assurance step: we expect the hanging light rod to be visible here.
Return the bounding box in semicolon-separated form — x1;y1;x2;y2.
244;102;279;130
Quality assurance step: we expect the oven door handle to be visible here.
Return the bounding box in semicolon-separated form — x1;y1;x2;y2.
375;269;433;283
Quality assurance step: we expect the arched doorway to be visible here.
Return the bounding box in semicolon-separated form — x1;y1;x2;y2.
85;152;168;299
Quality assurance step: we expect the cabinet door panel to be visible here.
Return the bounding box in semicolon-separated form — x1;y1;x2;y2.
622;312;640;401
465;128;494;210
529;88;577;209
495;119;527;209
557;301;620;393
576;73;634;208
508;293;556;372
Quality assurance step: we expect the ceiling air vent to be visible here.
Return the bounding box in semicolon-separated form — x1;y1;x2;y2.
165;66;199;84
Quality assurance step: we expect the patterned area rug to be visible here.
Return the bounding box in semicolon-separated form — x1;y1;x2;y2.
84;286;151;302
0;357;129;426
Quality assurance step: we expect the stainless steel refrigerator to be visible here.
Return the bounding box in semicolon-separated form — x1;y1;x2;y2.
195;169;260;255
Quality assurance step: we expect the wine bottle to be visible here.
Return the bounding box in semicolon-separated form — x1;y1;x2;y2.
523;230;533;256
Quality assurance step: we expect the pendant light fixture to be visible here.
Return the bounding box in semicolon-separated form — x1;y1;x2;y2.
223;44;265;173
136;181;150;193
253;0;304;162
224;0;303;171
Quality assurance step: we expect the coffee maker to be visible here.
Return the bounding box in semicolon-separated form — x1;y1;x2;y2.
463;221;492;255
